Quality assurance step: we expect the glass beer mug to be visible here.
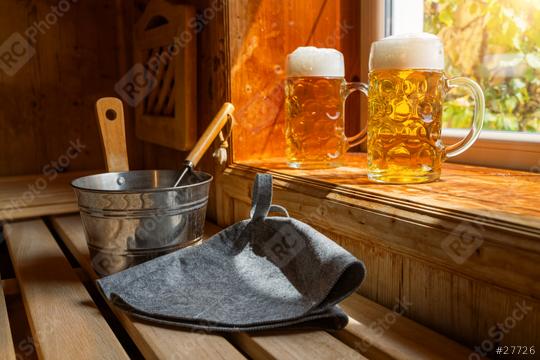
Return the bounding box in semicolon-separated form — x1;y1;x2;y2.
285;47;368;169
365;33;485;183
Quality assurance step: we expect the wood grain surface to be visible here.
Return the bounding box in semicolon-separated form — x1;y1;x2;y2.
0;0;134;176
51;215;246;360
0;275;16;360
95;98;130;172
4;220;129;360
230;331;367;360
336;294;473;359
0;171;95;222
238;153;540;231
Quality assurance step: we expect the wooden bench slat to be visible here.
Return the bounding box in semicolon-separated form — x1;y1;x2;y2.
336;294;473;360
51;215;246;360
0;276;16;360
230;331;367;360
1;203;80;223
53;215;369;360
4;220;129;360
51;214;477;360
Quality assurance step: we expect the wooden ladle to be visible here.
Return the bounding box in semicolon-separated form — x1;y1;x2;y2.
95;98;129;172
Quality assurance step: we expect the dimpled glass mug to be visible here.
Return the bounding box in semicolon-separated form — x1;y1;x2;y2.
285;47;368;169
365;33;485;183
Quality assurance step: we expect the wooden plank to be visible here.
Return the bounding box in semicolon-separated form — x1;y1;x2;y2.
114;0;144;170
0;171;95;222
0;0;134;176
3;220;129;360
335;294;473;360
3;290;34;360
237;154;540;231
0;275;16;360
230;331;367;360
51;215;246;360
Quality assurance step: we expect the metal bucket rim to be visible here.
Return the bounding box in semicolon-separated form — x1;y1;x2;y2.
71;169;213;194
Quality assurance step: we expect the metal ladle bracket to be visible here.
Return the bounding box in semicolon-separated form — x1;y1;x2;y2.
173;102;235;187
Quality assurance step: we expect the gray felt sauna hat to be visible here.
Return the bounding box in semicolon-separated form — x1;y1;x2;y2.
97;174;366;332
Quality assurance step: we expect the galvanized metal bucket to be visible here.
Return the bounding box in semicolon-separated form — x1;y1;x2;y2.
72;170;212;276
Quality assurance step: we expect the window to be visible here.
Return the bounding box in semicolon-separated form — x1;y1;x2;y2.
230;0;538;171
388;0;540;170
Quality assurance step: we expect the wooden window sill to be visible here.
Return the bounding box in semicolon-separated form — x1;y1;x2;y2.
234;153;539;231
217;153;540;301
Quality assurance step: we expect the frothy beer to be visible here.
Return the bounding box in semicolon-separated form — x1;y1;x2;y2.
285;47;347;168
369;32;444;71
367;33;447;183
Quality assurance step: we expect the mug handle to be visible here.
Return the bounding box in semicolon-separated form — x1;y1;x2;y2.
443;77;485;158
344;82;369;147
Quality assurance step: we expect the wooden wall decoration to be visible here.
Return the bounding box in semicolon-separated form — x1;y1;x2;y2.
133;0;197;151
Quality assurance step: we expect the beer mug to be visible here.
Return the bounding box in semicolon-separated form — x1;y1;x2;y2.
365;33;485;183
285;47;368;168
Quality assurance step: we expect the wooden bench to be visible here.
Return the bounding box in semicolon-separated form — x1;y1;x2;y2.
0;213;474;359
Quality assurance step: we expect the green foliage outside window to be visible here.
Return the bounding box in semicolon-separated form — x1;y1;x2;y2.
424;0;540;132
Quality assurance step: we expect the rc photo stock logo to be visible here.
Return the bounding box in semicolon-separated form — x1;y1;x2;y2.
0;33;36;76
263;223;307;268
114;63;158;107
114;24;194;107
114;0;222;107
441;222;484;264
0;0;78;76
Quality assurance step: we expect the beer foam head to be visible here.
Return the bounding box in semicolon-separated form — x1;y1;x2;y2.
286;46;345;77
369;33;444;71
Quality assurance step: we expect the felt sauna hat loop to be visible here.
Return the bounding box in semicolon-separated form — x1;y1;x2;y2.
97;174;366;332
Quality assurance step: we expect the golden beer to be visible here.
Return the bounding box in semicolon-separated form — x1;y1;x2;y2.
366;33;485;183
285;47;367;168
367;69;444;183
285;77;347;168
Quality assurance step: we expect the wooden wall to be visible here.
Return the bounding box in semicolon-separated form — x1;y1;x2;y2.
0;0;140;176
0;0;227;222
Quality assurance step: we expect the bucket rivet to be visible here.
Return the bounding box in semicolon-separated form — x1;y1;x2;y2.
117;176;126;185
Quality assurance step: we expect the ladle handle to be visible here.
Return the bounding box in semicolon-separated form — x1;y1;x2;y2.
185;102;234;167
95;97;129;172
